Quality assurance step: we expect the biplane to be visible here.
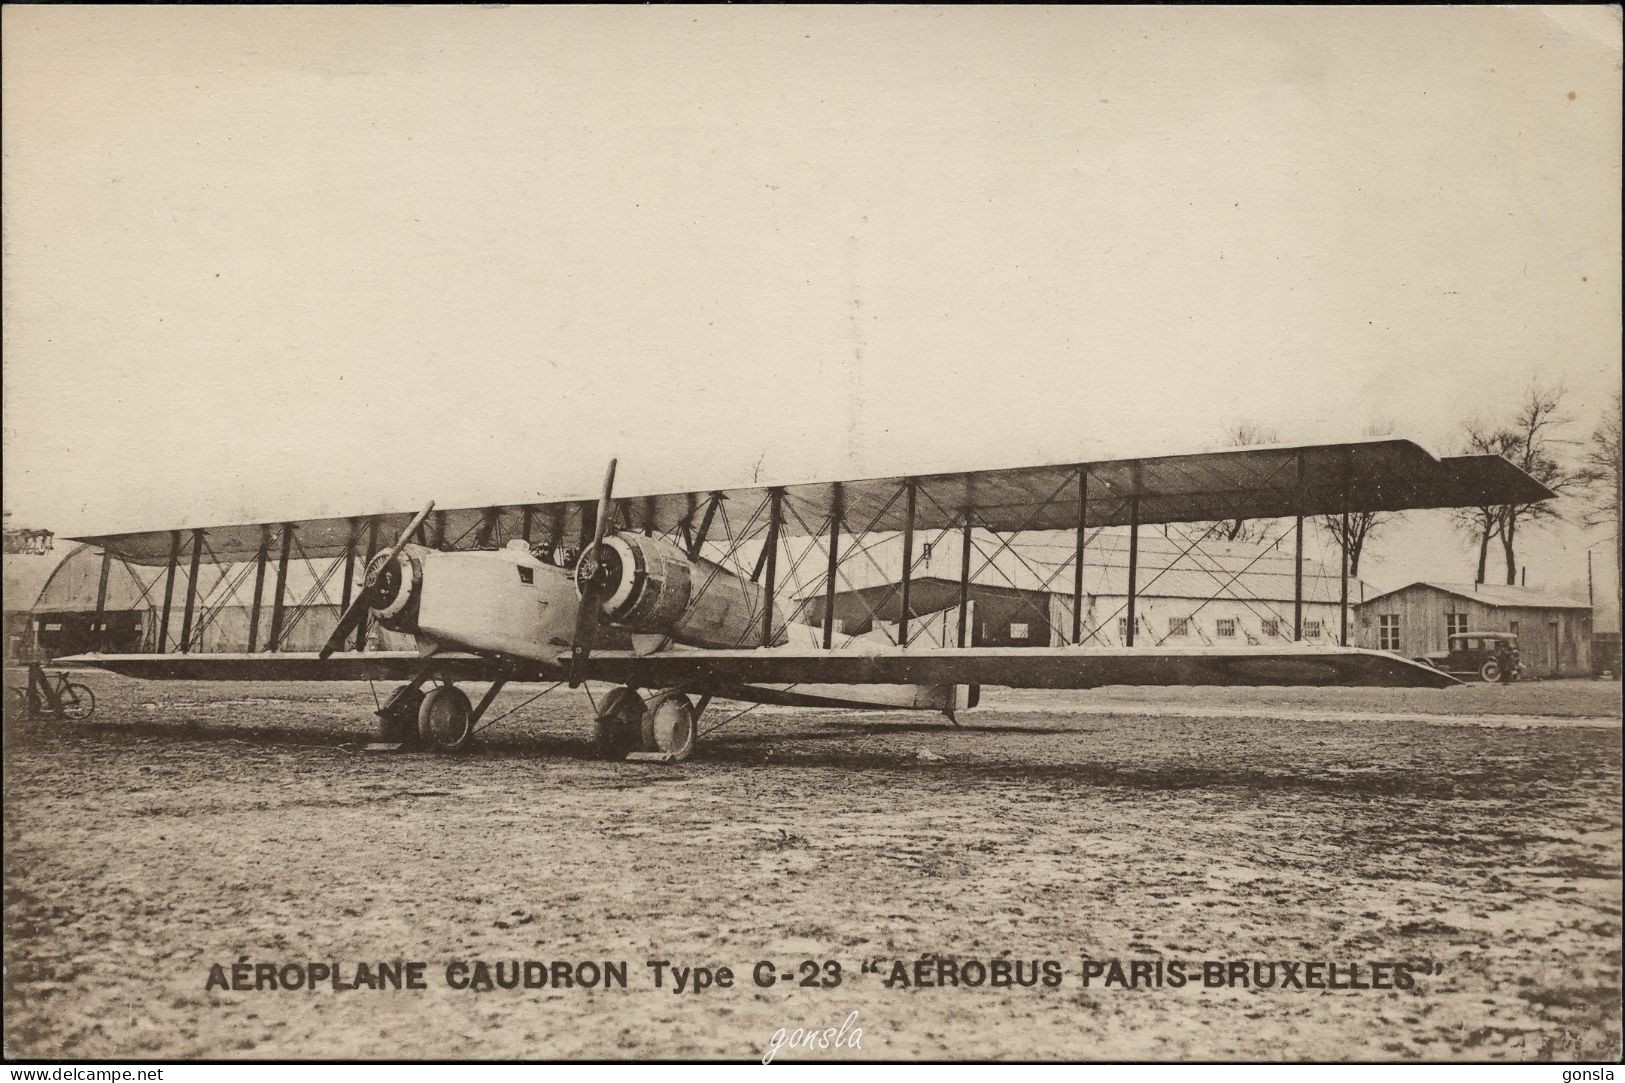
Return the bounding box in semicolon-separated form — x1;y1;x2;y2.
58;438;1553;761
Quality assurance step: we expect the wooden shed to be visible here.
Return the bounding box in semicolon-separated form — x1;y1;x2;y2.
1354;581;1592;678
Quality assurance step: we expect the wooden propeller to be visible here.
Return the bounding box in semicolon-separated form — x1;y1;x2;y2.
567;458;618;687
318;501;435;660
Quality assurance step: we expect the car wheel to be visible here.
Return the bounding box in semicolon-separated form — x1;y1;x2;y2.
1479;659;1502;683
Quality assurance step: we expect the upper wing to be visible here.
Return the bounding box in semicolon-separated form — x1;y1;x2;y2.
70;438;1553;565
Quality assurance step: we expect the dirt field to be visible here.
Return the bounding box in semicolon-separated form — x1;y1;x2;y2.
4;672;1620;1062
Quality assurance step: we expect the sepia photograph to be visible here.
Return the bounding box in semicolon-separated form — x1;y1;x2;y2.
2;4;1621;1067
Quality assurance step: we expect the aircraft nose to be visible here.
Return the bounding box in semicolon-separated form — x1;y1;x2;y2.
365;547;423;631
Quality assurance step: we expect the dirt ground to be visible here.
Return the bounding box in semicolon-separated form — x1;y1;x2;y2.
3;671;1620;1062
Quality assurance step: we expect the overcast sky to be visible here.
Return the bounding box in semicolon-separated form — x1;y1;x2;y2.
3;6;1620;596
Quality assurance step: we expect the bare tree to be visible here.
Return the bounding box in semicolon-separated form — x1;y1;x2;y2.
1453;421;1515;583
1573;391;1622;616
1572;390;1622;534
1453;385;1572;585
1318;421;1400;577
1207;422;1279;543
1496;384;1572;584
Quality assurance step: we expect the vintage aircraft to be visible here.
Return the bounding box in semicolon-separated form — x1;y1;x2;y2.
59;438;1553;760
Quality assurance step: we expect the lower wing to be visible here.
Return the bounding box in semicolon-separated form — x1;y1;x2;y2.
59;645;1459;689
53;651;534;683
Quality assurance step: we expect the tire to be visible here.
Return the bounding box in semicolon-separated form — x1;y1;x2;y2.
592;714;640;759
1479;659;1502;683
641;691;696;761
61;683;95;721
593;687;645;760
376;685;425;744
418;685;474;752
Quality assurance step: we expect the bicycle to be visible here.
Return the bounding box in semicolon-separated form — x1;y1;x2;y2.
7;665;96;721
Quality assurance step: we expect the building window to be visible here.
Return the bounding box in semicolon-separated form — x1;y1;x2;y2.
1009;622;1029;640
1509;620;1519;636
1216;618;1236;638
1118;616;1130;641
1446;612;1468;639
1261;618;1280;639
920;543;932;567
1167;617;1189;638
1303;620;1322;638
1378;614;1400;652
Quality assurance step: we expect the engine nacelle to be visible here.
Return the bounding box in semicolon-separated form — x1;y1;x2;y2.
581;533;788;649
362;545;427;633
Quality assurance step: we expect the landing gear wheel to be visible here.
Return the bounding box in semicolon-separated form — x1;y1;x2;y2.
377;685;425;744
593;687;644;759
641;691;696;761
61;683;95;721
1479;659;1502;683
418;684;474;752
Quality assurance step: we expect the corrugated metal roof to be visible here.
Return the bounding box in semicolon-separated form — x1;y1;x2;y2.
1360;581;1591;610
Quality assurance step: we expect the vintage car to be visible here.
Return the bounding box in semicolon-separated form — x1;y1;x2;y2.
1419;631;1522;683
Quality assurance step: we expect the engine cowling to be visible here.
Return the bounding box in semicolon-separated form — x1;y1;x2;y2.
579;533;788;648
361;546;425;633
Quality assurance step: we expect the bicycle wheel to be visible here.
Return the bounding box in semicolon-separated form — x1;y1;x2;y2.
17;687;43;718
61;683;96;721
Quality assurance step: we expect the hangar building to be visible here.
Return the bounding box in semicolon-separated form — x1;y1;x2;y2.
4;551;63;662
795;527;1361;648
13;543;415;660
